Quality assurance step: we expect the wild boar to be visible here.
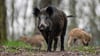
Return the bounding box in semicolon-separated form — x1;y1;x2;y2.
67;28;92;47
19;34;44;51
33;6;68;51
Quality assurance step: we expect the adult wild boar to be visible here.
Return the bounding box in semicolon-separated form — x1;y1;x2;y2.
33;6;68;51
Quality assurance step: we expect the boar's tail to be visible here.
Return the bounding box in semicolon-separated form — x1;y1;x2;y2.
67;15;75;17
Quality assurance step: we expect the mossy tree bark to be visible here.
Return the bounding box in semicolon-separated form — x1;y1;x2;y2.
0;0;7;43
68;0;77;31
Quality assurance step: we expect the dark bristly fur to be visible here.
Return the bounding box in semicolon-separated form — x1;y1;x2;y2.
33;6;68;51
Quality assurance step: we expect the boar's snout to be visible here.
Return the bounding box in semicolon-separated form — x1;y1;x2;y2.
38;24;45;31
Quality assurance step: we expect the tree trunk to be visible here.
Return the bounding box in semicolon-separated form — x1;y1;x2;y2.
0;0;7;43
23;0;28;36
89;0;100;45
11;0;15;40
68;0;77;31
39;0;52;8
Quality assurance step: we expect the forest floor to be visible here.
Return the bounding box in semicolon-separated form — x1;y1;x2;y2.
0;41;100;56
0;46;100;56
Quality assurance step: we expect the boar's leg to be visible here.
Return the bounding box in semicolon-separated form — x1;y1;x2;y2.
60;19;67;51
53;37;58;51
82;40;89;46
47;37;53;51
41;31;48;44
60;36;64;51
67;37;73;47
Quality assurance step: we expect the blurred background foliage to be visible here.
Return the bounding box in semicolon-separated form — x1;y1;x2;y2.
0;0;100;46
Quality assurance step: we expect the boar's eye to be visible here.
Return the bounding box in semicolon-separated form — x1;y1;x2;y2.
39;17;41;20
46;17;49;20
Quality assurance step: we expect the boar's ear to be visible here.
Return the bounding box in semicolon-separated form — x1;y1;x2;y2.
46;6;53;16
33;7;40;17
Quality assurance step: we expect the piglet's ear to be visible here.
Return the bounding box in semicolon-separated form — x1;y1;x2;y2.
46;6;53;16
33;7;40;17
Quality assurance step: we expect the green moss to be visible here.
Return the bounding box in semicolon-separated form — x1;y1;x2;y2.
1;41;33;53
3;41;32;48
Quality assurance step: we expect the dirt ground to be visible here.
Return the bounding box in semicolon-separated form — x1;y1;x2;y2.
0;49;100;56
0;46;100;56
0;51;100;56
